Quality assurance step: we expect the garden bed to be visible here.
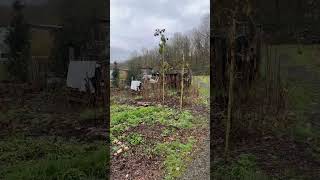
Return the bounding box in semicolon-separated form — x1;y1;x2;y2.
110;99;209;179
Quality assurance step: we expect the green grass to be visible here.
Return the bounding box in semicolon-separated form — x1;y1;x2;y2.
192;76;210;105
154;137;195;180
193;76;210;96
259;45;320;165
261;45;320;79
0;137;107;180
110;104;203;179
213;153;312;180
126;133;144;145
111;104;195;141
291;121;315;141
213;154;271;180
263;45;320;142
161;127;175;137
287;83;313;112
279;45;320;70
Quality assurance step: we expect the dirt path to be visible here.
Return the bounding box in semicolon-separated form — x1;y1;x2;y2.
178;77;210;180
179;110;210;180
179;136;210;180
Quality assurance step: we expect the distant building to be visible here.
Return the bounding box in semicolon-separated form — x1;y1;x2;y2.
140;66;153;76
110;67;128;87
0;24;60;82
119;68;128;82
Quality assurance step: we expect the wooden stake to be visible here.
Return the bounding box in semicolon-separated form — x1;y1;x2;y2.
180;53;185;111
162;52;165;105
225;15;236;160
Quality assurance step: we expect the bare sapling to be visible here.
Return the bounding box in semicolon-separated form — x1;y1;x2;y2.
180;53;185;110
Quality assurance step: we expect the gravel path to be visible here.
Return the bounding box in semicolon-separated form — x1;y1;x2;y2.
179;77;210;180
179;135;210;180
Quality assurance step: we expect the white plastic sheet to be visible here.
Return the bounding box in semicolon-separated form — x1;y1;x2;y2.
66;61;97;92
130;80;141;91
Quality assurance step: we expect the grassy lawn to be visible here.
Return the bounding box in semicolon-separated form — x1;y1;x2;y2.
258;45;320;137
110;104;208;179
192;75;210;105
270;45;320;140
275;45;320;71
213;154;270;180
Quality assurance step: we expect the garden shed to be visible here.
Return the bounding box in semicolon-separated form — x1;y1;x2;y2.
164;69;192;89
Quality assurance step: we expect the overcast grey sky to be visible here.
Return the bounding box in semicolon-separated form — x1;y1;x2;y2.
111;0;209;63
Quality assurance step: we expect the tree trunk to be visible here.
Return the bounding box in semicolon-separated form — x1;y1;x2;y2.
225;16;236;160
180;53;185;110
162;52;165;105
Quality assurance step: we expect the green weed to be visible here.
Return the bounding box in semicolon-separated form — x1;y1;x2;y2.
290;121;316;142
192;76;210;105
214;154;270;180
126;133;144;145
111;105;195;138
0;137;106;180
154;137;195;180
161;128;174;137
110;105;200;179
287;84;313;111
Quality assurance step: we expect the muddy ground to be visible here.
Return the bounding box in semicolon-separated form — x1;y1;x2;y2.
0;89;107;140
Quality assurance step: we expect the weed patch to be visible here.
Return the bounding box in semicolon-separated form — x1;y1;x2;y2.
213;154;270;180
154;137;195;180
0;137;106;179
161;128;175;137
126;133;144;145
110;103;208;179
111;105;195;139
192;76;210;105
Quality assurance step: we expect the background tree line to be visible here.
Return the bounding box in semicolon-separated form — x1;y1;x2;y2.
120;14;210;83
254;0;320;43
213;0;320;44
